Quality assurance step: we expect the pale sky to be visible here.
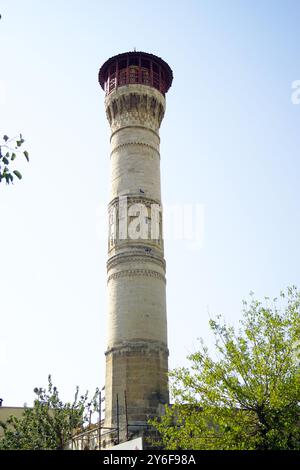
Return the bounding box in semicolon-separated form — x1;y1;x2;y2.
1;0;300;406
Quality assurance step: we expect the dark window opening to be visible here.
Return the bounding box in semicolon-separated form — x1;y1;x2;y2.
129;57;139;66
152;62;159;73
119;59;127;69
141;59;149;69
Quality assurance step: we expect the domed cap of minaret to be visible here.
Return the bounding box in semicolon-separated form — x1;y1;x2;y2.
99;51;173;96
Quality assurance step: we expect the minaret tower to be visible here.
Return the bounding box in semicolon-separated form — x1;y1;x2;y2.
98;52;173;442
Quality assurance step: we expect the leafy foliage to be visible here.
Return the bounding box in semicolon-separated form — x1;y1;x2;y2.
0;134;29;185
0;375;99;450
151;287;300;450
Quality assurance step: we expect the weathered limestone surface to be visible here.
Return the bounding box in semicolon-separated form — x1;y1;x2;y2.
104;83;169;439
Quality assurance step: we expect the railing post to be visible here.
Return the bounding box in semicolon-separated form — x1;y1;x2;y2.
126;56;129;85
138;55;142;84
150;60;153;88
116;60;119;89
107;66;110;96
159;65;162;94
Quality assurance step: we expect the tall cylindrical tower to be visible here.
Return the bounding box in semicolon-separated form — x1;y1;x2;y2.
98;51;173;441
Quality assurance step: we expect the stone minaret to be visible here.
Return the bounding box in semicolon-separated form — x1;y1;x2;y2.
98;52;173;442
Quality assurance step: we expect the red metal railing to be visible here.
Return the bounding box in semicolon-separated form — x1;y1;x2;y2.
105;65;166;96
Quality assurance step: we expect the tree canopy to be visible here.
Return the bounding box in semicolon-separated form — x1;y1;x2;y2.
151;287;300;450
0;375;99;450
0;134;29;185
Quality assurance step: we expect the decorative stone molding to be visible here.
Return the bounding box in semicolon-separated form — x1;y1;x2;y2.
110;125;160;143
110;141;160;158
107;195;164;251
107;268;166;284
105;89;165;132
105;340;169;357
108;194;162;209
107;251;166;271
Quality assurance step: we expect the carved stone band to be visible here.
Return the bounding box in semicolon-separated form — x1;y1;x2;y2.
106;91;165;127
108;195;162;209
107;252;166;271
110;141;160;158
107;269;166;284
110;125;160;142
105;340;169;357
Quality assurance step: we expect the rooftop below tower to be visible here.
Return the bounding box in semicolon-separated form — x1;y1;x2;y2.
99;51;173;96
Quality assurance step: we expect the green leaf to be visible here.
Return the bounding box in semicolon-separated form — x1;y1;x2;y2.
2;157;9;165
3;135;9;142
13;170;22;180
11;153;16;161
23;150;29;162
5;173;12;184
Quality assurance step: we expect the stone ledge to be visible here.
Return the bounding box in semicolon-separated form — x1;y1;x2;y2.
110;141;160;158
105;340;169;357
108;194;162;208
107;269;166;284
107;251;166;271
110;125;160;142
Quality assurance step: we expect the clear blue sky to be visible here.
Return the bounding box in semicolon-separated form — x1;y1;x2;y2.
1;0;300;406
